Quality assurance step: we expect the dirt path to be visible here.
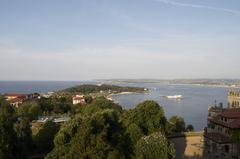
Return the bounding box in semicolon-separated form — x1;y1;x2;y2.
170;134;204;159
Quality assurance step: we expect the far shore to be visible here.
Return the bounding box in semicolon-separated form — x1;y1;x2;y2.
170;83;240;89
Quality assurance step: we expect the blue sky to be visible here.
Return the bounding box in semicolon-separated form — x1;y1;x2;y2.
1;0;240;80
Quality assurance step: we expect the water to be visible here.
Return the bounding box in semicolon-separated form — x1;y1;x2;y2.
0;81;94;93
0;81;229;130
109;83;229;131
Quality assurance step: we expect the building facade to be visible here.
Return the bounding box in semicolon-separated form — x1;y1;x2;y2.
72;95;86;105
228;90;240;108
4;93;40;107
204;90;240;159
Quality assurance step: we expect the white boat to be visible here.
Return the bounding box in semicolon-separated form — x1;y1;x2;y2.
165;95;183;99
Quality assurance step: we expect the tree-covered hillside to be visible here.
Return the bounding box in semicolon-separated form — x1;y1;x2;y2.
61;84;147;94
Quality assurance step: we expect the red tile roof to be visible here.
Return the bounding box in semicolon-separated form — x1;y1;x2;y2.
73;97;84;100
221;108;240;118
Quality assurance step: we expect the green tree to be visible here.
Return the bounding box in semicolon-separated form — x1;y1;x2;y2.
17;101;42;120
186;124;194;132
135;132;175;159
84;95;93;104
46;109;131;159
0;98;17;159
38;97;55;114
80;97;123;115
169;116;186;133
46;99;188;159
53;97;72;114
123;100;167;139
15;117;32;158
34;121;60;154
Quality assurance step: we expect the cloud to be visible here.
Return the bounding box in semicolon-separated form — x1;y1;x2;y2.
155;0;240;16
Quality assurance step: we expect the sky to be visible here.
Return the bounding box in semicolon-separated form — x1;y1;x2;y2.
1;0;240;81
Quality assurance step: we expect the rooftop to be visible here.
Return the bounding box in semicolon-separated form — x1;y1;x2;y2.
221;108;240;118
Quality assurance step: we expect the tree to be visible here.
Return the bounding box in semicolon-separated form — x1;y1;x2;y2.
53;97;72;114
169;116;186;133
80;97;123;115
46;99;186;159
126;123;144;144
84;95;93;104
15;117;32;158
186;124;194;132
0;98;17;159
33;121;59;154
17;101;42;120
123;100;167;139
135;132;175;159
46;109;131;159
38;97;55;114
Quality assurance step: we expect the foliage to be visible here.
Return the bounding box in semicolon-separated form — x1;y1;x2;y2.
0;95;193;159
84;95;93;104
33;121;60;154
17;97;74;118
53;116;83;147
80;97;123;115
46;99;176;159
186;124;194;132
17;101;42;120
168;116;186;133
38;97;73;115
50;98;123;150
15;117;32;158
0;99;17;159
46;110;131;159
135;132;175;159
122;100;167;138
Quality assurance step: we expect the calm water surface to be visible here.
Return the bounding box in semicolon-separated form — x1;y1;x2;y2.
110;83;229;131
0;81;93;93
0;81;229;130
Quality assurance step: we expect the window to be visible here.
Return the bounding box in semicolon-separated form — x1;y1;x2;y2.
224;145;229;153
218;126;222;132
225;129;229;135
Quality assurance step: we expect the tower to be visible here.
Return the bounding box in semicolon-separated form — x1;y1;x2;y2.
228;90;240;108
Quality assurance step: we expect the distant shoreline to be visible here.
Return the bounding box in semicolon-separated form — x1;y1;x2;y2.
169;83;240;89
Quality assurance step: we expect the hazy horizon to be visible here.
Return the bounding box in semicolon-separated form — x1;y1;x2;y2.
1;0;240;80
1;78;240;82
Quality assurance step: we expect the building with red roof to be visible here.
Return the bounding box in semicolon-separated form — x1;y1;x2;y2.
72;95;86;105
204;90;240;158
3;93;40;107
